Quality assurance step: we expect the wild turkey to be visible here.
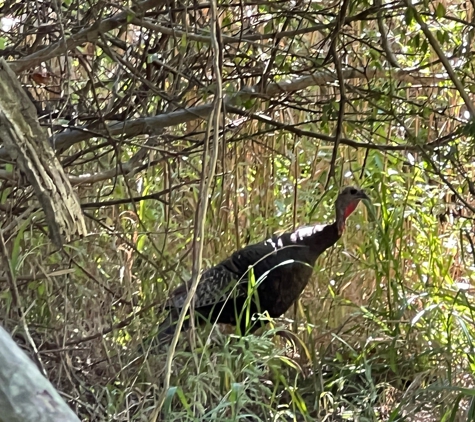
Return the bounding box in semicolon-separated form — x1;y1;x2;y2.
157;186;369;340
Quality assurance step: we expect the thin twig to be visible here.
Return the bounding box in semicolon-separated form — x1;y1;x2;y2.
10;0;168;74
0;226;48;377
375;0;401;68
80;183;198;208
322;0;350;66
226;106;458;151
61;299;164;347
0;269;75;283
155;0;224;415
325;42;347;189
403;0;475;115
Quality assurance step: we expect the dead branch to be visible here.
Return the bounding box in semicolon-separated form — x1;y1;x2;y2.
9;0;168;75
0;67;449;162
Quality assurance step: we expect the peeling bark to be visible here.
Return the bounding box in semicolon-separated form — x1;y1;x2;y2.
0;59;86;248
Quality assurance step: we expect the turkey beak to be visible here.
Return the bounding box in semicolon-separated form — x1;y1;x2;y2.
357;190;370;201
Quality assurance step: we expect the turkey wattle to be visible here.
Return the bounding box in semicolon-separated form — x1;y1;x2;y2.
157;186;369;340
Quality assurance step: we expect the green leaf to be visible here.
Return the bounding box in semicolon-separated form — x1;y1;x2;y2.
126;12;135;23
163;386;178;415
436;2;446;18
405;7;414;25
421;38;429;53
436;29;446;44
180;33;187;50
37;282;45;296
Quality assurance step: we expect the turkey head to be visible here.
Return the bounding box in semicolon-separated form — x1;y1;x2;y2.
335;186;369;235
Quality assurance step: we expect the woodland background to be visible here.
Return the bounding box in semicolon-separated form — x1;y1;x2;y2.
0;0;474;420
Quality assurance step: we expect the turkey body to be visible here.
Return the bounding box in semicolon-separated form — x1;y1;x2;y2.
160;221;340;337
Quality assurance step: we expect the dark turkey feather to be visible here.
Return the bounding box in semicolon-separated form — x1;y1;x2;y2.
156;222;340;340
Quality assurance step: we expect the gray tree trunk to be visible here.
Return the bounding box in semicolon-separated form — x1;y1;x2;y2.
0;327;80;422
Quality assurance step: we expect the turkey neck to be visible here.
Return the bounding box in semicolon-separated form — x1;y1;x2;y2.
289;221;341;262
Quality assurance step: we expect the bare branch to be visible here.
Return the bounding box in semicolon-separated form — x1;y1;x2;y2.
375;0;401;68
9;0;168;75
0;67;448;161
325;41;347;188
403;0;475;115
226;106;457;151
